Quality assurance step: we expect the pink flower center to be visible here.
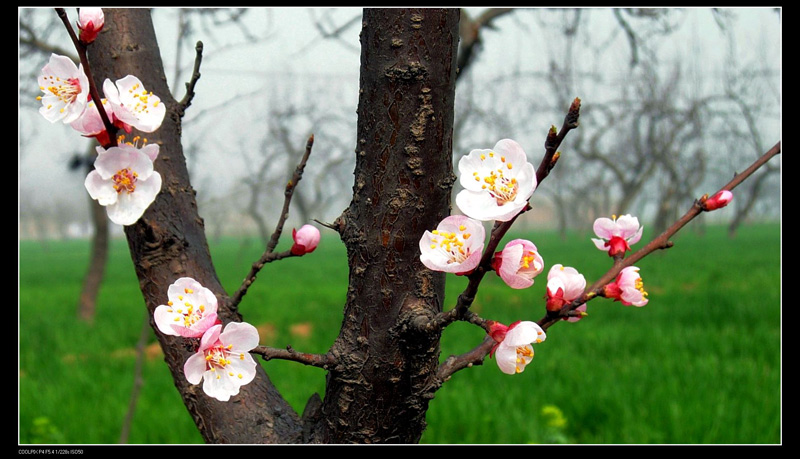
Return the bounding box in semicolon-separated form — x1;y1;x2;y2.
472;151;519;205
429;226;473;264
124;82;161;116
45;77;82;105
112;168;138;194
167;288;207;328
204;343;247;380
520;251;537;270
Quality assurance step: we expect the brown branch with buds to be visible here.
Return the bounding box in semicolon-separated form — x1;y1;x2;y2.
539;140;781;330
435;99;780;382
229;134;315;309
433;98;581;380
178;41;204;113
441;97;582;325
437;336;496;382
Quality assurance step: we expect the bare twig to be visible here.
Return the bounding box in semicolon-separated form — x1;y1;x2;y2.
178;41;204;112
437;336;496;381
251;345;334;369
457;8;516;79
229;134;315;308
613;9;640;68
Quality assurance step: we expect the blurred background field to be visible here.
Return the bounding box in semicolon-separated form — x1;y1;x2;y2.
18;222;781;445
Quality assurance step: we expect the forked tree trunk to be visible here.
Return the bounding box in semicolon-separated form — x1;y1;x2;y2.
87;7;459;444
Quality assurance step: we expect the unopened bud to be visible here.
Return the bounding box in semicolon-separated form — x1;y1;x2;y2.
703;190;733;211
291;224;321;255
77;8;104;44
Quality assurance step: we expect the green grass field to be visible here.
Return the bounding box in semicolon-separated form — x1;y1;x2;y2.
18;222;781;445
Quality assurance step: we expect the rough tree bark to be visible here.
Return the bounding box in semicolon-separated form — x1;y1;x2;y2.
315;8;460;443
86;8;459;444
87;8;301;443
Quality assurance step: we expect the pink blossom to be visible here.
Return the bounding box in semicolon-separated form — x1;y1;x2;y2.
291;224;321;255
84;143;162;225
77;7;104;44
455;139;537;222
183;322;260;402
591;214;643;257
703;190;733;211
603;266;649;307
69;97;125;147
492;239;544;289
419;215;485;274
103;75;166;133
154;277;220;338
488;320;547;375
545;264;586;314
37;54;90;124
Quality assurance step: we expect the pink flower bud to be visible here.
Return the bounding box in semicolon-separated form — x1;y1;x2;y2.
591;214;643;257
703;190;733;211
78;8;104;44
291;224;320;255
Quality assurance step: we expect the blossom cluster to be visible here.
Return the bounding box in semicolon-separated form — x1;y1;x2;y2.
150;225;318;401
36;10;326;401
418;139;659;375
36;8;167;226
418;139;550;375
154;278;260;401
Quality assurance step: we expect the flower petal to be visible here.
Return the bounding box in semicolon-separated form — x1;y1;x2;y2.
220;322;260;352
183;353;208;385
84;170;118;206
494;344;519;375
592;217;617;239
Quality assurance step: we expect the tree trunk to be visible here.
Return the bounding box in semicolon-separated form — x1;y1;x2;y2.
314;8;460;443
87;8;302;443
87;7;459;444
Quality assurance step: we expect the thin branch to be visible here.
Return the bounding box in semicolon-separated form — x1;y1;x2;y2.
178;41;204;112
539;140;782;330
251;345;334;369
54;8;117;146
437;336;496;381
229;134;315;309
613;9;639;68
